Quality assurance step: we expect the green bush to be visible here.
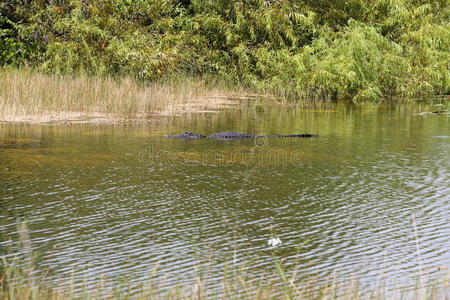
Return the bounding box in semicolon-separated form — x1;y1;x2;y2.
0;16;25;65
1;0;449;101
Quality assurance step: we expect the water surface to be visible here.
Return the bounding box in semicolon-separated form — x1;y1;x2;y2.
1;103;449;292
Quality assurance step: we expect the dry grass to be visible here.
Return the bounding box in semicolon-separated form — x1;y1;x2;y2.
0;68;257;124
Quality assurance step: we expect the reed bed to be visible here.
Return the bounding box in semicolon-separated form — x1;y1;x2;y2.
1;223;449;300
1;256;449;300
0;68;251;124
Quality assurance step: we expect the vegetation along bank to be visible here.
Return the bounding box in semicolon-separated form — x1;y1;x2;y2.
1;0;449;103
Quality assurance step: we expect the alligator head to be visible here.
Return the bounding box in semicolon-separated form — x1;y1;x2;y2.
167;132;206;139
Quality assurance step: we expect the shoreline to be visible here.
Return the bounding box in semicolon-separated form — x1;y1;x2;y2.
0;68;262;125
1;69;448;125
0;94;244;125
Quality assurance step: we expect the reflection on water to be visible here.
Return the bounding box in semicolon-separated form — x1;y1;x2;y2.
0;103;449;291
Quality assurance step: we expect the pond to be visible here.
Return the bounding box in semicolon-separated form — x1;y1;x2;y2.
0;103;449;293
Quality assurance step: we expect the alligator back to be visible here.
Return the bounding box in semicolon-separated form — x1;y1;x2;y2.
207;132;254;139
208;132;318;138
167;131;318;139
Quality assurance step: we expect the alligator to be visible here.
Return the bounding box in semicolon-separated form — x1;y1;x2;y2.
167;131;318;139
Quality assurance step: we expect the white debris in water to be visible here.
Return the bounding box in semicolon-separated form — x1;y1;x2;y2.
268;236;282;247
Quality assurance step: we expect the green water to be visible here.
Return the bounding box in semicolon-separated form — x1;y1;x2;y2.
0;103;449;291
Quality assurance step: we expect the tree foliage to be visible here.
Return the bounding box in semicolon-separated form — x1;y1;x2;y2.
1;0;449;101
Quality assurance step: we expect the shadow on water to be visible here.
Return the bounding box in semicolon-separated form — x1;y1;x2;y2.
0;102;449;292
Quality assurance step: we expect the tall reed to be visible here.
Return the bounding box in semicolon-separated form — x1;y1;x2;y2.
1;223;449;300
0;68;249;123
1;256;449;300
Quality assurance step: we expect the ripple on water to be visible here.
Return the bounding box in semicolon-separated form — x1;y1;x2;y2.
1;105;449;293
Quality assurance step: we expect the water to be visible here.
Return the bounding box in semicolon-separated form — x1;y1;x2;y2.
1;103;449;292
